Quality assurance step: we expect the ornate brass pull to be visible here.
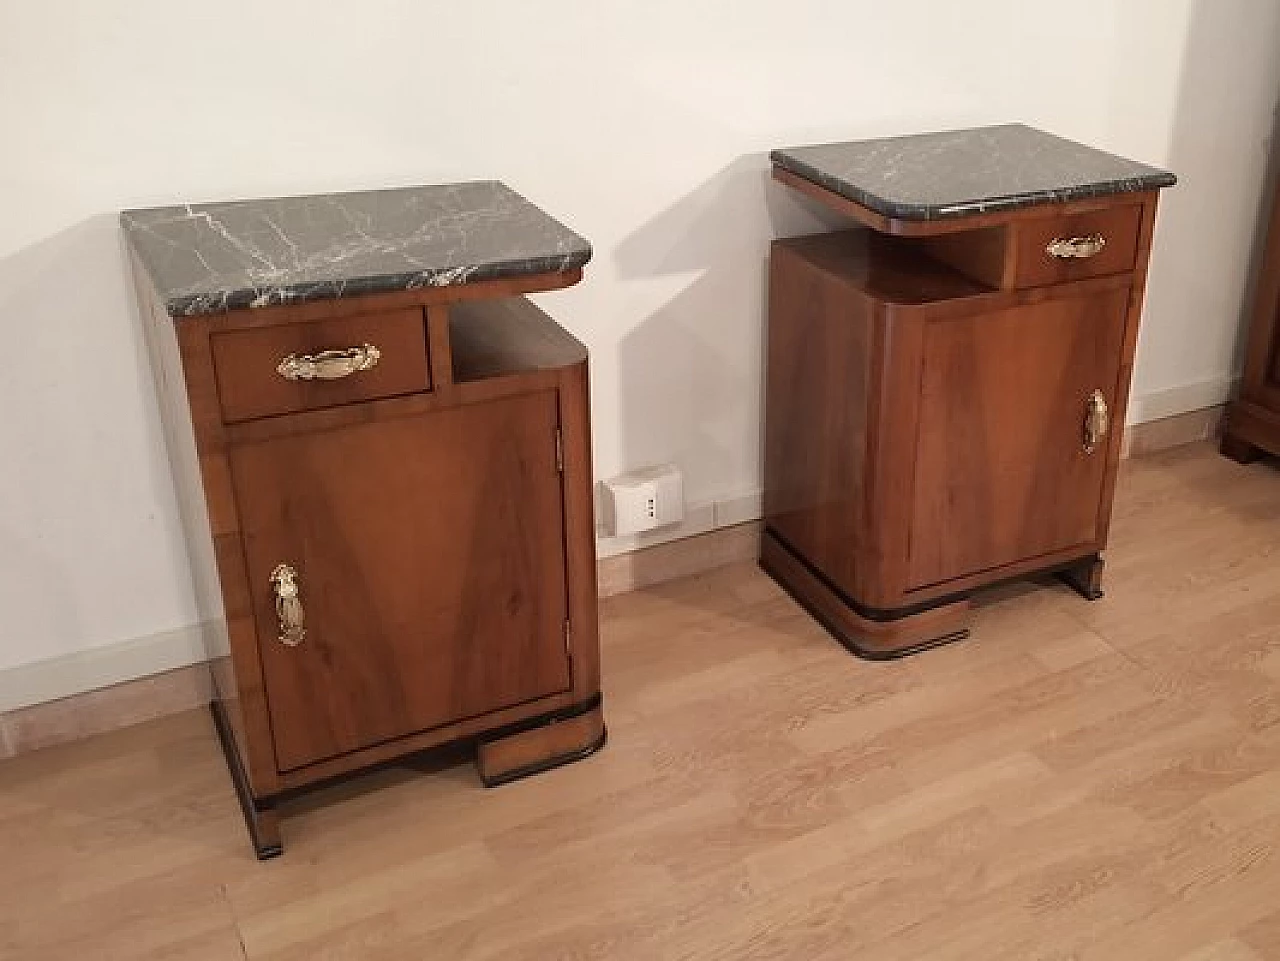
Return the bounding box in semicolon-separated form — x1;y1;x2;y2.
1046;233;1107;260
276;344;381;382
1083;389;1109;454
269;563;306;647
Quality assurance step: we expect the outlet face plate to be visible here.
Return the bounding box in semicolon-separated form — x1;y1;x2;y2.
602;464;684;536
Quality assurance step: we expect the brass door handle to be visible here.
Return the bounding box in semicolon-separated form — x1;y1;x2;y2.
269;563;306;647
1083;389;1109;454
1046;233;1107;260
276;344;381;382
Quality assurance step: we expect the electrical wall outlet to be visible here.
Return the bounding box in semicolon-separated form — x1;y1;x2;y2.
599;464;684;536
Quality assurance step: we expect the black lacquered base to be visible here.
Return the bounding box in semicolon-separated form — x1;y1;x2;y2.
210;701;282;860
1057;553;1106;601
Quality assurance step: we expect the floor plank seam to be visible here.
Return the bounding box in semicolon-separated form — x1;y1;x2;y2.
220;882;251;961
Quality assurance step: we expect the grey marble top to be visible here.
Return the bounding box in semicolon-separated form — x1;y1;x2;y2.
772;124;1175;222
121;181;592;317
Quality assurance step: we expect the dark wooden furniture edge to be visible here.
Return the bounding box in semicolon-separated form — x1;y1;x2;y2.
476;694;607;787
760;528;971;659
1057;553;1106;601
762;529;1110;658
1223;400;1280;462
211;691;606;855
1223;169;1280;462
212;692;605;829
210;699;282;860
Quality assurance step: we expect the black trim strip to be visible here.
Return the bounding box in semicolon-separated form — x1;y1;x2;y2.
767;526;1097;621
210;701;283;860
276;682;577;776
475;691;603;746
253;692;605;809
480;728;609;788
760;543;968;661
790;579;968;661
766;527;953;621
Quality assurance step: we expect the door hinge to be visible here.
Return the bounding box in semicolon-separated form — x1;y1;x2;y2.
555;426;564;473
563;618;572;654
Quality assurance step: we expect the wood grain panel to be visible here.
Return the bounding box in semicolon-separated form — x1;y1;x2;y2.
918;226;1012;289
229;391;572;771
774;230;994;305
907;287;1130;588
163;292;281;797
763;240;876;602
556;360;604;697
450;297;588;382
1270;302;1280;384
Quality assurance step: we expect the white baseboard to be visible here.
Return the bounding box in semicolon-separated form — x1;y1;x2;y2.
1126;375;1240;424
0;624;208;713
595;490;763;559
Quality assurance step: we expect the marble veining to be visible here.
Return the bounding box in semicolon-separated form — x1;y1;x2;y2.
772;124;1176;221
121;182;592;317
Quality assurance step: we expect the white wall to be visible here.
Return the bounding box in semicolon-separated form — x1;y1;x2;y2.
1;0;1277;686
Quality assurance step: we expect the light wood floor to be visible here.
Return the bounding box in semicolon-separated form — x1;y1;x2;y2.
4;443;1280;961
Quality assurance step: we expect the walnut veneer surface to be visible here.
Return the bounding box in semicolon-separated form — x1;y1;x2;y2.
764;125;1173;657
4;442;1280;960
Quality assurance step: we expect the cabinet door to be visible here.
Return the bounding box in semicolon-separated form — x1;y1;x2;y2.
906;288;1129;589
230;390;572;772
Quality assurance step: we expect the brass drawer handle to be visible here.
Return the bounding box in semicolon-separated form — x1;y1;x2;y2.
269;563;306;647
1083;389;1109;454
276;344;381;382
1046;233;1107;260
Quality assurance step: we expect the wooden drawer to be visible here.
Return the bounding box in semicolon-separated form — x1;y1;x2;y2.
1014;204;1142;288
211;308;430;423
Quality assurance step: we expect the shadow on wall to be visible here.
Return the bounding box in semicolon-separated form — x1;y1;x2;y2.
608;153;846;502
1145;0;1280;405
0;215;193;668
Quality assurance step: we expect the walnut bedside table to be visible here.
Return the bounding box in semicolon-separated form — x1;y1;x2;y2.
762;124;1175;659
123;183;605;857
